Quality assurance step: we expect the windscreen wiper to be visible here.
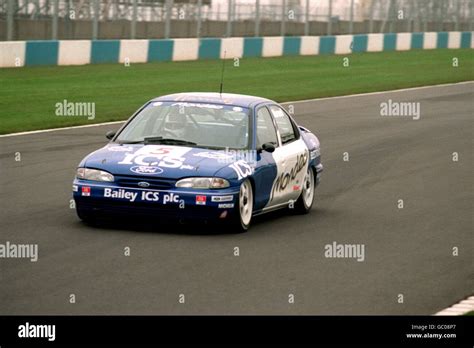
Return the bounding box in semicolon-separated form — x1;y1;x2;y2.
143;136;197;146
114;140;142;144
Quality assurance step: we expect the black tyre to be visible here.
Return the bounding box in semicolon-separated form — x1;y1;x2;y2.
231;179;254;232
294;167;316;214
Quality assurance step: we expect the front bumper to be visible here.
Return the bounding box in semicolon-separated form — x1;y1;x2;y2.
73;180;239;220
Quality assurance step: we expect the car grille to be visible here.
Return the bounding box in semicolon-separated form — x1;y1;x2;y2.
114;175;176;190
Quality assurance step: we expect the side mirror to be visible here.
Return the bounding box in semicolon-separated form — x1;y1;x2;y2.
261;142;276;153
105;131;116;140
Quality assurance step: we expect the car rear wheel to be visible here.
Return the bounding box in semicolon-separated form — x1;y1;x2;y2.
231;179;253;232
294;167;315;213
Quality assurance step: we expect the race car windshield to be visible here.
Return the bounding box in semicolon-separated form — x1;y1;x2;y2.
115;101;250;149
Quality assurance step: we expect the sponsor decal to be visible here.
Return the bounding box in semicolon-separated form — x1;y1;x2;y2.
119;145;191;169
72;184;78;192
211;195;234;202
141;191;160;201
196;195;206;205
218;203;235;209
229;160;253;180
130;166;164;175
293;185;300;191
163;193;180;204
270;152;308;201
103;188;180;204
148;147;173;155
180;164;194;170
81;186;91;196
171;102;223;109
104;188;139;202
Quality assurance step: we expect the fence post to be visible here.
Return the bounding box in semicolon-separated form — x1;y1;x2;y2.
304;0;309;36
453;0;459;31
327;0;332;35
369;0;375;33
131;0;137;39
280;0;286;36
52;0;58;39
165;0;172;39
388;0;395;33
470;0;473;31
406;0;412;32
255;0;260;37
7;0;14;41
92;0;99;40
226;0;232;37
197;0;202;38
65;0;71;39
349;0;354;34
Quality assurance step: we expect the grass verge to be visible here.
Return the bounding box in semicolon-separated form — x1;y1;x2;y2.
0;49;472;134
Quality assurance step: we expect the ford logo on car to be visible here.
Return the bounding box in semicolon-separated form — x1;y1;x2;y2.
130;166;163;175
137;182;151;188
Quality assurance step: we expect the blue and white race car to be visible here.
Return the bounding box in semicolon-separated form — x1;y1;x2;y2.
73;93;322;232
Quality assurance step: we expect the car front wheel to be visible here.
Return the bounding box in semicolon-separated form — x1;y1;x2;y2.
232;179;253;232
295;167;315;213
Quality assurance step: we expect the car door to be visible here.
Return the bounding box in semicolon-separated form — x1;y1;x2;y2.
252;105;280;211
267;104;309;205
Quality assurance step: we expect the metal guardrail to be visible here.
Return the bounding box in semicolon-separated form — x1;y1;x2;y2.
1;0;473;41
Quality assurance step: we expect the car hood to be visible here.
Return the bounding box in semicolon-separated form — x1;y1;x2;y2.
82;144;245;179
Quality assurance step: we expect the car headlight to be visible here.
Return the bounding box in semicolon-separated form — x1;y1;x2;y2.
76;168;114;182
176;177;230;189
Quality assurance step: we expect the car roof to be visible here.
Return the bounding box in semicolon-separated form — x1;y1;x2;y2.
151;92;275;108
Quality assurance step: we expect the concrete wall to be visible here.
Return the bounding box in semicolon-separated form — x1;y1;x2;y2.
1;32;472;68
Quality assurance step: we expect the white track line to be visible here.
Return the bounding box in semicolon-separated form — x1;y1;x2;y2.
435;296;474;316
0;121;125;138
1;81;472;138
286;80;473;104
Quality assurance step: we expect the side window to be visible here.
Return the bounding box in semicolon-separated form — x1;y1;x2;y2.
269;105;297;144
256;107;279;148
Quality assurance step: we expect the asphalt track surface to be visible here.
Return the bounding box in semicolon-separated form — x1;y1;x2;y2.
0;83;472;315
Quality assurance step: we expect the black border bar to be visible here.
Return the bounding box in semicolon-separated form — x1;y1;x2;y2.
0;315;472;346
